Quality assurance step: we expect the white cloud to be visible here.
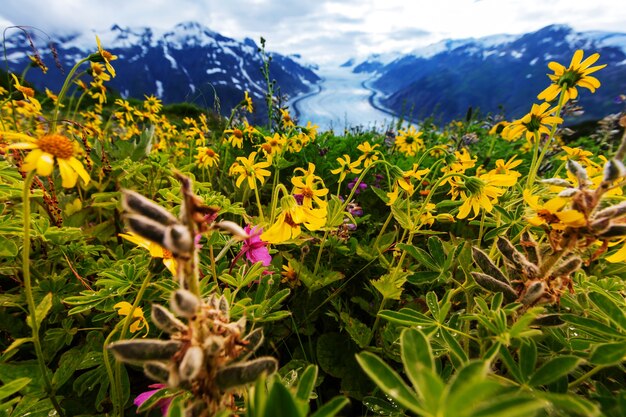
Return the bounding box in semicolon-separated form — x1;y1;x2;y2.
0;0;624;65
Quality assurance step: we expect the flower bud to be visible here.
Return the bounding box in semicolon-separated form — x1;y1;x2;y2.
179;346;204;381
603;159;626;183
171;289;200;318
151;304;188;334
520;280;548;306
108;339;182;362
144;361;171;383
566;159;589;187
215;357;278;390
472;247;510;284
122;189;178;226
471;272;517;303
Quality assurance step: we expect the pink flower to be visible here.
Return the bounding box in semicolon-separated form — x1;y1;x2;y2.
134;383;172;416
242;225;271;266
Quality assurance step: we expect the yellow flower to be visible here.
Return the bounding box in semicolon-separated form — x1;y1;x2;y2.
291;169;328;210
243;91;254;113
260;133;286;157
537;50;606;103
454;174;516;219
560;146;598;167
281;262;301;287
356;141;380;167
502;103;563;142
230;151;272;190
120;232;177;275
522;189;586;229
223;127;245;148
280;108;295;128
114;301;149;336
95;35;118;77
261;196;326;244
10;73;35;98
330;155;362;182
387;164;430;205
90;62;111;82
395;126;424;156
195;147;219;168
488;155;522;179
5;132;90;188
143;95;162;114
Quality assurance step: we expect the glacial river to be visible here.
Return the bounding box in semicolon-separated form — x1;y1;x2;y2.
290;66;396;132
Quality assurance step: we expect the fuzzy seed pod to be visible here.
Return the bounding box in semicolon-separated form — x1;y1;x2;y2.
215;357;278;390
152;304;188;334
171;289;200;318
603;159;626;183
237;328;264;362
521;231;541;266
532;314;564;327
122;189;178;226
599;224;626;239
594;201;626;221
212;221;250;240
144;361;171;383
179;346;204;381
566;159;589;187
557;188;579;198
472;247;510;284
540;178;573;188
552;256;582;277
124;214;170;249
203;335;226;356
497;237;539;280
520;280;548;306
471;272;518;303
108;340;182;362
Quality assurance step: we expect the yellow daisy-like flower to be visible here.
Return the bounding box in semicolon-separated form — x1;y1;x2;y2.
502;102;563;142
281;261;301;287
89;62;111;82
114;301;149;336
356;141;380;167
387;164;430;205
11;73;35;98
560;146;598;167
243;91;254;113
95;35;118;78
280;108;295;128
537;50;606;103
395;126;424;156
119;232;177;275
223;127;245;149
330;155;362;182
230;151;272;190
195;146;220;168
291;170;329;210
488;155;523;179
261;196;326;244
260;133;286;157
5;132;90;188
454;173;517;220
522;189;586;229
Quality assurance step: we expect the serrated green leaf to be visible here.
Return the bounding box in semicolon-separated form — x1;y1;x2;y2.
372;271;408;300
528;356;581;387
355;351;426;415
397;243;440;271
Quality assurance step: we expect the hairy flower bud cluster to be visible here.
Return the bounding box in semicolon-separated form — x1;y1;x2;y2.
109;290;277;416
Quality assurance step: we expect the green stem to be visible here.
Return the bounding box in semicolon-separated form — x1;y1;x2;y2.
112;273;153;417
253;185;265;223
22;171;65;417
569;365;606;389
52;57;89;131
312;229;330;276
103;326;120;416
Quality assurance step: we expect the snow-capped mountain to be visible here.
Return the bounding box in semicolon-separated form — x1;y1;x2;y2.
355;25;626;123
2;22;320;121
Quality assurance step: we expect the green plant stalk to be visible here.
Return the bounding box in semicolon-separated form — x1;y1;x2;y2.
22;171;65;417
269;160;281;223
103;325;120;416
268;183;289;225
253;185;265;223
112;273;153;417
569;365;606;389
525;85;568;188
51;57;89;131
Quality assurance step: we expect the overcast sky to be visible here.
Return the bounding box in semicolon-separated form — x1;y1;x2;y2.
0;0;624;64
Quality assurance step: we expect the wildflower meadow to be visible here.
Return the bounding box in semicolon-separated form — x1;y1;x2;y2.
0;31;625;417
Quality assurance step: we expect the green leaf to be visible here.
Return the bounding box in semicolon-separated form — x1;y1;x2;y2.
588;291;626;332
427;236;446;266
401;328;443;413
264;379;305;417
519;339;537;382
310;396;350;417
536;392;600;417
27;293;53;330
426;291;440;320
355;352;426;415
372;270;409;300
397;243;440;271
444;361;503;417
472;395;547;417
589;342;626;365
440;328;468;367
528;356;581;387
0;235;18;257
561;314;624;338
2;337;32;355
0;377;30;402
295;365;317;402
340;312;372;349
378;308;434;327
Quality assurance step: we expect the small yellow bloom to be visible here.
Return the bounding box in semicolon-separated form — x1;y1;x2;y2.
195;147;219;168
243;91;254;113
330;155;362;182
95;35;118;77
230;151;272;190
395;126;424;156
261;196;326;244
291;170;328;210
522;189;586;229
120;232;177;275
502;103;563;142
114;301;149;336
356;141;380;167
280;108;295;128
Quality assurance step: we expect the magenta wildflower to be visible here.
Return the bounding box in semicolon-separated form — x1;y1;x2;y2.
134;383;172;416
242;225;271;266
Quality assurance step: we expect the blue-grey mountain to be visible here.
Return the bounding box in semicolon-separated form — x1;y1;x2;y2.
355;25;626;123
2;22;319;122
